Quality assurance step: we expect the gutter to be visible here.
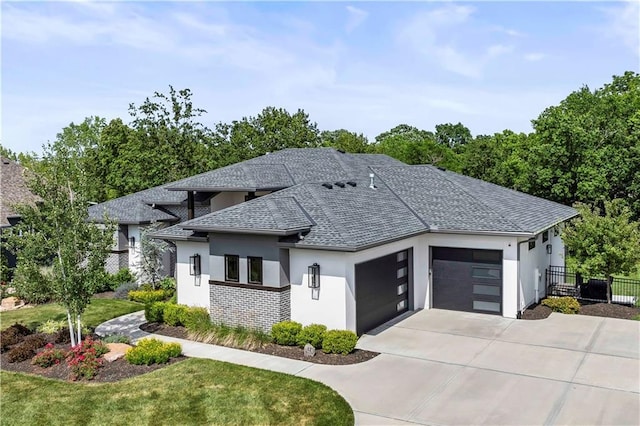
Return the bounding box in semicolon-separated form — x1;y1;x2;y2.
182;226;312;236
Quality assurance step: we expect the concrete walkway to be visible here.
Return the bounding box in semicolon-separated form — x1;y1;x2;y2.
96;310;640;425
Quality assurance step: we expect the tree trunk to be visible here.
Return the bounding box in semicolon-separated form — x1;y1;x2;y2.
67;311;76;347
607;275;613;304
77;315;82;343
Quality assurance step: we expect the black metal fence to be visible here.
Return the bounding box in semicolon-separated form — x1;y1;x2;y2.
546;265;640;305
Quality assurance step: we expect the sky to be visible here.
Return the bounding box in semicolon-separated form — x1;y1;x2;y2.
1;1;638;154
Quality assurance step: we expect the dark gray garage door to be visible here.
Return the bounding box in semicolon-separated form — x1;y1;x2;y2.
432;247;502;315
355;249;411;335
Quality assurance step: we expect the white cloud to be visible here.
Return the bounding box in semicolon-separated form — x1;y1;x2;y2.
524;52;545;62
600;0;640;56
396;5;513;78
345;5;368;33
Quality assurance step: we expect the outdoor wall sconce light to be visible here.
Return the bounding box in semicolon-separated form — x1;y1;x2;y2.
308;263;320;288
128;236;135;248
546;244;553;254
189;254;201;276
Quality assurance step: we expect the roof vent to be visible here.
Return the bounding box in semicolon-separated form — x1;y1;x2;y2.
369;173;377;190
346;181;357;187
436;166;446;171
334;182;345;188
322;183;333;189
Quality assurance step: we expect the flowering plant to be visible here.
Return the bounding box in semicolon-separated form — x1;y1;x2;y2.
32;343;68;368
66;337;109;380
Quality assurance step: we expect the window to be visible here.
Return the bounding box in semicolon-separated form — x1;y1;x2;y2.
397;266;408;279
471;267;501;280
397;251;408;262
528;239;536;251
542;231;549;243
248;257;263;284
225;255;239;282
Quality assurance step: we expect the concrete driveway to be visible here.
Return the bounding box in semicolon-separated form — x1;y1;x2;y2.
297;310;640;425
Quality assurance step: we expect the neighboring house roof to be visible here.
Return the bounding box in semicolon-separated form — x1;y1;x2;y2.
175;164;577;251
0;158;42;228
165;148;404;192
88;184;184;225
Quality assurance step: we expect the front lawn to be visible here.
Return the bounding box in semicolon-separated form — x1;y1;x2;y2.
0;298;142;330
1;358;353;425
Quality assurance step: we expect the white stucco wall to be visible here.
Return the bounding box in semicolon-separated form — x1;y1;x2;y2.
289;249;349;330
175;240;210;307
127;224;142;283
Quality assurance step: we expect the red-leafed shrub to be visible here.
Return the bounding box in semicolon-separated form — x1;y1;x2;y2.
32;343;67;368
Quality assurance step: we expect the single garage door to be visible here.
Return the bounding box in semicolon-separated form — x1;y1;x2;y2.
355;249;411;335
432;247;502;315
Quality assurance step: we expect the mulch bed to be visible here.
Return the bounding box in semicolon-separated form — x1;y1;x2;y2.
0;334;186;383
521;301;640;320
141;322;379;365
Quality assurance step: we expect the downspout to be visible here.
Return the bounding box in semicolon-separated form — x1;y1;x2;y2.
187;191;195;220
516;241;521;318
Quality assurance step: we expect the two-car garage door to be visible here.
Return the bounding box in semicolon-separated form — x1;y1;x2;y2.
432;247;503;315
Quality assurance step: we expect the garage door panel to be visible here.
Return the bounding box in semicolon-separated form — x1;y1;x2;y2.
433;248;502;315
355;250;410;335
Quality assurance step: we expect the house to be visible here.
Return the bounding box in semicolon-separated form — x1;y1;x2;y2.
140;148;578;335
0;157;42;272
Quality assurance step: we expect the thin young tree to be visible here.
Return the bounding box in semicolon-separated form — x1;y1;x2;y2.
9;135;114;346
562;199;640;303
139;222;173;289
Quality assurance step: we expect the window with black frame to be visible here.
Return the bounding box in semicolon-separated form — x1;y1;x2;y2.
248;256;263;284
225;255;239;282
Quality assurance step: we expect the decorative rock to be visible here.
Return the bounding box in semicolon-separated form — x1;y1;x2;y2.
1;296;23;310
303;343;316;357
104;343;132;362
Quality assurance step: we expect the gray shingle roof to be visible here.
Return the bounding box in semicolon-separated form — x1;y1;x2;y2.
0;158;42;227
372;166;577;234
181;196;314;235
166;148;404;191
88;184;183;224
151;224;207;241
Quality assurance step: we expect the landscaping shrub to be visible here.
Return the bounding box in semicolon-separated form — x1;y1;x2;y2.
322;330;358;355
11;266;55;304
163;304;189;326
55;328;72;344
129;289;171;304
37;320;68;334
32;343;67;368
271;320;302;346
145;301;169;323
1;323;32;352
125;338;182;365
183;307;211;332
67;337;109;380
113;282;139;300
297;324;327;349
6;323;32;337
7;344;36;363
158;277;176;292
542;297;580;314
21;334;49;352
101;334;131;344
108;269;137;291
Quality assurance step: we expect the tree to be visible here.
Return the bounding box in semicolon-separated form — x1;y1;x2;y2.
320;129;372;153
9;135;114;346
562;199;640;303
374;124;461;170
215;107;322;167
435;122;472;149
530;72;640;218
139;222;174;288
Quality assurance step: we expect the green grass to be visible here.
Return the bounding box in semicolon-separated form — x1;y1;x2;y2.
0;358;353;425
0;298;142;331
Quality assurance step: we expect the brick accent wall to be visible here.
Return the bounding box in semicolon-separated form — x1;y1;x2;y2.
209;281;291;332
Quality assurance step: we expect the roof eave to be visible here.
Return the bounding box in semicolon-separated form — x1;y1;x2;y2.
166;186;286;192
183;226;311;236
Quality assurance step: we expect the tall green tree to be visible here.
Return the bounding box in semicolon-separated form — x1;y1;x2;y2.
9;136;114;346
139;222;173;288
321;129;372;153
562;200;640;303
215;107;321;167
435;122;472;149
530;72;640;217
374;124;461;170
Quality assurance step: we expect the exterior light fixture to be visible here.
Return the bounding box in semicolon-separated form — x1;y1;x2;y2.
189;254;201;276
128;236;135;248
308;263;320;288
546;244;552;254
